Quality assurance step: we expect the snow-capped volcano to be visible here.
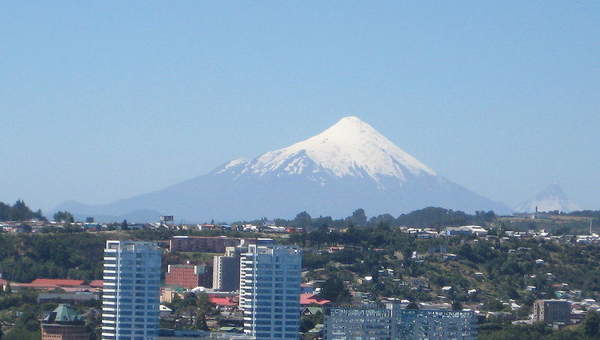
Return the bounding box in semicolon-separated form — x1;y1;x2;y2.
57;116;510;221
515;184;579;213
227;116;435;180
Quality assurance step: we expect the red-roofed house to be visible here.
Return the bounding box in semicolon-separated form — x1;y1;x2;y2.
32;279;86;287
300;293;331;306
89;280;103;288
0;278;8;290
208;296;238;307
11;279;87;291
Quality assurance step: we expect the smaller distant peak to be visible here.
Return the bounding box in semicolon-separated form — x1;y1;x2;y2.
538;184;566;198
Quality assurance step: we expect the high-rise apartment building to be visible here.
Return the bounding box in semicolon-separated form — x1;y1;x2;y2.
239;245;302;340
102;241;161;340
213;239;275;292
213;246;244;292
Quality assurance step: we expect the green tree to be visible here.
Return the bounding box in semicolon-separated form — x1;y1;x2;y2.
300;311;323;333
293;211;312;229
452;300;463;311
4;200;43;221
584;310;600;337
3;327;39;340
0;202;10;220
194;311;209;331
348;209;367;227
195;292;213;315
53;211;74;223
320;277;351;303
406;301;419;310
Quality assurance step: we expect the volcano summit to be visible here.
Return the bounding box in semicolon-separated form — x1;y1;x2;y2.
58;116;509;221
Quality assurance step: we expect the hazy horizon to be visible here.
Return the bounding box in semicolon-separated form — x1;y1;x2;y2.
2;2;599;212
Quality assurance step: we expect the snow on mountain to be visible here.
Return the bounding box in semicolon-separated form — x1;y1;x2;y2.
219;116;435;184
216;158;249;174
515;184;580;213
56;116;510;221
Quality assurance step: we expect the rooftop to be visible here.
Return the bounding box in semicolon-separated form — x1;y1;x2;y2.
32;279;86;287
43;304;84;324
300;293;332;305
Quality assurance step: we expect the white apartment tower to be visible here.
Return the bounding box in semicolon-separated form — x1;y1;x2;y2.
239;245;302;340
102;241;161;340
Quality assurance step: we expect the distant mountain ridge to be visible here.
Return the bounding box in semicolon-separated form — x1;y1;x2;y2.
57;116;510;222
515;184;579;213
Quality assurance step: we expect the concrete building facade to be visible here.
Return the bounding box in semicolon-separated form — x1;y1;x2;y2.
532;300;571;324
169;236;241;253
239;245;302;340
165;264;211;289
102;240;162;340
213;246;244;292
326;304;478;340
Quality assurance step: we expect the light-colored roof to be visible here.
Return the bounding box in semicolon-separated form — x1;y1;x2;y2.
44;304;83;323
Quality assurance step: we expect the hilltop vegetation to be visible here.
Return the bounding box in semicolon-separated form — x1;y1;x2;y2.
0;200;44;222
0;229;266;283
479;314;600;340
244;206;497;230
0;233;107;282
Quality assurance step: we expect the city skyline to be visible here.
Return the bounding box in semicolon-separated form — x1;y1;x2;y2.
2;2;599;339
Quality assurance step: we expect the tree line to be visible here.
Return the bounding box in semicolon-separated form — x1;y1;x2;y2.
0;200;44;222
265;206;497;230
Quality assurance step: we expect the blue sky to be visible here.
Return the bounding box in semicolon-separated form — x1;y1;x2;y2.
1;1;599;212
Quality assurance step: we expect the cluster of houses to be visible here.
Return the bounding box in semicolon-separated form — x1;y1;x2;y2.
0;216;304;234
398;225;488;238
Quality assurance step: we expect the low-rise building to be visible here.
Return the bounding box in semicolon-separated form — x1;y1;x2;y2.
37;292;99;304
165;264;212;289
532;299;571;324
41;304;90;340
326;303;477;339
169;236;242;253
444;225;487;237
